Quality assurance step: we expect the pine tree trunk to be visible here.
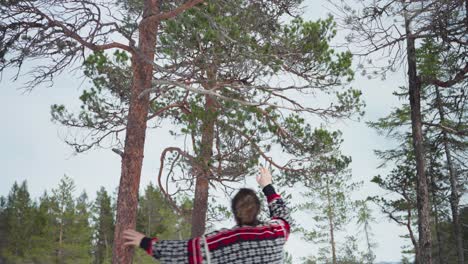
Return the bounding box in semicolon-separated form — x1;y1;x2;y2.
111;1;160;263
325;176;337;264
405;11;432;264
58;221;63;264
435;87;464;264
191;174;210;237
429;165;444;264
191;70;218;237
364;222;373;264
104;234;109;264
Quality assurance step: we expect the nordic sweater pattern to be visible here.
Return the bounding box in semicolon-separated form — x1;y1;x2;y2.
139;184;291;264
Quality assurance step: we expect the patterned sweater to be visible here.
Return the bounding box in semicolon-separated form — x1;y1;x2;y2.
139;184;291;264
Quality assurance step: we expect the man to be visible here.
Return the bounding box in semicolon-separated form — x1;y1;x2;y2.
123;167;291;263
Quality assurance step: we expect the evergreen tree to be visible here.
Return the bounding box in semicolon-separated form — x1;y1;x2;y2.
338;235;365;264
2;181;34;263
416;39;467;264
137;183;191;241
0;0;206;261
134;184;191;264
93;187;114;264
370;139;419;260
332;1;468;262
51;175;76;264
355;200;376;264
66;191;93;263
48;175;93;263
29;191;56;263
298;138;360;264
50;0;363;238
0;196;7;263
367;37;467;263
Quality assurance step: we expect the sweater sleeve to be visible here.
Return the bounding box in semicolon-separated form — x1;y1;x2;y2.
262;184;292;237
140;235;210;263
140;237;192;263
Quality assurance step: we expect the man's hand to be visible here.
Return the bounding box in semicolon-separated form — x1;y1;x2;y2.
256;167;272;188
123;229;145;247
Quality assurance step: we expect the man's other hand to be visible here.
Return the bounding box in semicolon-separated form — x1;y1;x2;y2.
123;229;145;247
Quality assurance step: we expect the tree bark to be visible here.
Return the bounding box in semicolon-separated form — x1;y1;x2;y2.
59;219;63;264
111;1;160;263
405;10;432;264
191;82;217;237
429;164;444;264
191;171;210;237
435;87;464;264
325;176;337;264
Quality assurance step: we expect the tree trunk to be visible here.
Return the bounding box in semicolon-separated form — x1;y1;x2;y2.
190;97;217;237
191;173;210;237
435;87;464;264
111;1;160;263
429;164;444;264
104;234;109;264
364;221;373;264
58;220;63;264
405;11;432;264
325;176;337;264
191;70;218;237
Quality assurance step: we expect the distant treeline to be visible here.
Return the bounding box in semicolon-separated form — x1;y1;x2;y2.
0;176;191;264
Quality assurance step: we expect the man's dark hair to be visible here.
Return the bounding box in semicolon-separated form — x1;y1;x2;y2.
231;188;261;226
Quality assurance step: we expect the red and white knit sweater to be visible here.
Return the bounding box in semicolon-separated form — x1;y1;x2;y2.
139;184;291;264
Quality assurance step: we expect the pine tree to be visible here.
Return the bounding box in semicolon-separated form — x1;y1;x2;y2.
47;175;93;263
332;1;468;262
2;181;34;263
370;139;419;260
65;191;93;264
338;235;365;264
298;135;360;264
134;184;191;264
355;200;376;264
29;191;56;263
367;37;467;263
0;195;7;263
0;1;206;261
50;0;363;238
50;175;76;264
137;183;191;241
93;187;114;264
416;39;467;264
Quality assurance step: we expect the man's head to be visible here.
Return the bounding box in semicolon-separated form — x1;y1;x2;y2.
231;188;260;226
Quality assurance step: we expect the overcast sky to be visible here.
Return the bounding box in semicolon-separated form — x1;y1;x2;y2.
0;0;413;263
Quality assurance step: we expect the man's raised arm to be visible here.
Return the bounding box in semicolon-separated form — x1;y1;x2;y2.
257;167;292;237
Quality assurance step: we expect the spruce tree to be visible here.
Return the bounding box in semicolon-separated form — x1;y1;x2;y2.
29;191;56;263
51;175;76;264
0;196;7;263
66;191;93;264
2;181;34;263
93;187;114;264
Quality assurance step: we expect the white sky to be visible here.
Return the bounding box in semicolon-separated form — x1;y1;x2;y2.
0;1;413;263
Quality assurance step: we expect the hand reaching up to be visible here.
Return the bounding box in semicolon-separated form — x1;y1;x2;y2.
256;167;272;188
